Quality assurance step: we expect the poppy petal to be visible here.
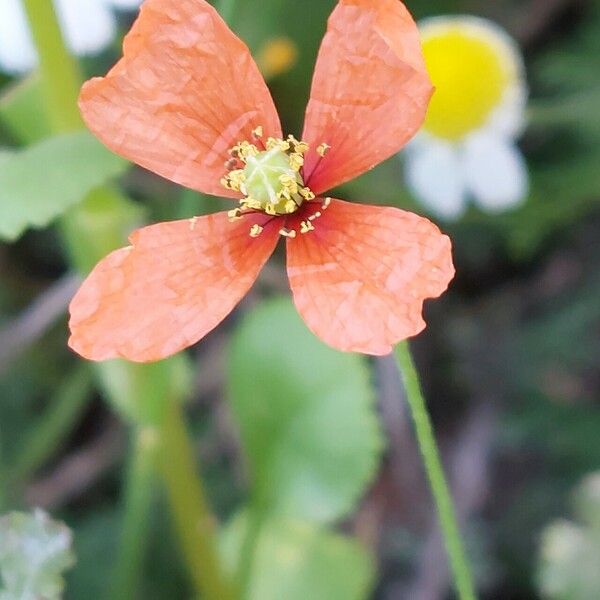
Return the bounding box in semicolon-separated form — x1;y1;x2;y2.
79;0;281;198
286;199;454;355
69;214;279;362
302;0;433;195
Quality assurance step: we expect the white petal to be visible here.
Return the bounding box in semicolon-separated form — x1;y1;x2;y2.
103;0;142;9
404;141;467;221
463;132;528;212
0;0;38;73
487;74;528;140
55;0;116;56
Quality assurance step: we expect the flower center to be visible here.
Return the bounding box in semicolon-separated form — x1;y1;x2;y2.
243;147;304;214
221;129;331;239
420;19;519;140
221;131;317;219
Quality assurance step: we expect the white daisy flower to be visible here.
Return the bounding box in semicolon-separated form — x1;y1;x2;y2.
404;16;529;220
0;0;142;75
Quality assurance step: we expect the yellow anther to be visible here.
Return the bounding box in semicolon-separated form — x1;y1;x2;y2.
308;211;321;221
250;224;264;238
299;187;315;201
287;135;309;154
241;198;262;210
266;137;290;152
228;209;243;222
252;125;264;138
284;200;297;214
300;220;315;234
279;228;297;238
279;174;299;193
317;143;331;157
222;169;246;192
231;141;259;161
265;203;278;216
289;153;304;171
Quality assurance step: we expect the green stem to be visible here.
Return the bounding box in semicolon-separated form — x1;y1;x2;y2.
21;0;81;132
109;427;159;600
394;342;477;600
158;401;236;600
7;364;92;486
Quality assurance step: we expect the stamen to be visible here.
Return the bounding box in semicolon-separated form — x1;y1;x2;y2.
241;198;262;210
249;224;264;238
266;137;290;152
322;197;332;209
289;153;304;171
287;135;309;154
279;228;297;238
317;143;331;157
228;208;243;222
308;211;321;221
252;125;264;139
299;187;315;201
189;216;199;230
300;220;315;234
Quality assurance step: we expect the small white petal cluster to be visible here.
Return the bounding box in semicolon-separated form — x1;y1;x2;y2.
0;0;142;75
404;16;529;220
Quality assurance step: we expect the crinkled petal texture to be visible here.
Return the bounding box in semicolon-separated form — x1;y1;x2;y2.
79;0;281;198
69;214;279;362
302;0;433;195
287;199;454;355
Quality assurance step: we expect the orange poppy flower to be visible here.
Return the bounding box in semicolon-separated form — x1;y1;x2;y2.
69;0;455;362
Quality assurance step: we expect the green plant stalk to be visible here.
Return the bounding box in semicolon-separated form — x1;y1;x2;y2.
158;401;236;600
394;341;477;600
109;427;159;600
8;364;92;486
22;2;233;599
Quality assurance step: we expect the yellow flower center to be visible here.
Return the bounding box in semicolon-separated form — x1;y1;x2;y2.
421;21;516;140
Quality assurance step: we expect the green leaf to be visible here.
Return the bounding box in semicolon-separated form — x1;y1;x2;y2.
227;297;383;523
0;510;75;600
0;131;128;242
222;515;374;600
0;75;51;143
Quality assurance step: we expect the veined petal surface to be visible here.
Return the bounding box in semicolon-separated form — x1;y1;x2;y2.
302;0;433;195
69;214;279;362
79;0;282;198
286;199;454;355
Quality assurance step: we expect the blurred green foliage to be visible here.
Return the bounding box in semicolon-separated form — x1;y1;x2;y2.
0;0;599;598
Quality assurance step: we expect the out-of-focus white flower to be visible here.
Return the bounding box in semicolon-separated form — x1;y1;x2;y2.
0;0;142;75
404;16;529;220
